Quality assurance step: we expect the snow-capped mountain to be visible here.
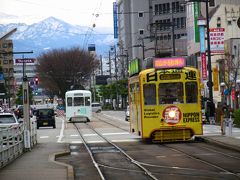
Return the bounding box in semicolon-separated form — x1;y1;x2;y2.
0;16;114;57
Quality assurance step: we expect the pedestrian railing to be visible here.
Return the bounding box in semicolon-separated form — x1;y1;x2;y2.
0;121;37;169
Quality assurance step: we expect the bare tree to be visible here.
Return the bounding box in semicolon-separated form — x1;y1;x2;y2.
36;47;99;100
220;47;240;109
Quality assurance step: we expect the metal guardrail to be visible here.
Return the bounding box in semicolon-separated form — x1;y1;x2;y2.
0;121;37;169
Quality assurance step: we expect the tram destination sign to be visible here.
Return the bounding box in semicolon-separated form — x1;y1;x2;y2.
160;74;181;80
154;57;185;69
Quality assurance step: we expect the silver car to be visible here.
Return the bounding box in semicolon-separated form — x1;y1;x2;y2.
92;102;102;113
0;113;21;139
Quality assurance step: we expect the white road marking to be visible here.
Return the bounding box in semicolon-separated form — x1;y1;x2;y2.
57;118;65;143
39;136;49;139
70;134;79;137
102;132;129;135
83;133;97;137
112;139;139;142
71;140;82;143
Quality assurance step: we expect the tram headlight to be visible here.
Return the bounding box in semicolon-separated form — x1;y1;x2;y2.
168;110;176;118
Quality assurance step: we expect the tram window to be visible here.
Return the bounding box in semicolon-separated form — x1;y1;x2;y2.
143;84;156;105
159;83;183;104
85;97;91;106
186;82;198;103
67;97;72;106
74;97;84;106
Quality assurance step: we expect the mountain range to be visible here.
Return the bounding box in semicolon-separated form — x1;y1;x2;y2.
0;16;115;58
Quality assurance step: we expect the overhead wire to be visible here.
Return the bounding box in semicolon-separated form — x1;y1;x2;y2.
82;0;103;49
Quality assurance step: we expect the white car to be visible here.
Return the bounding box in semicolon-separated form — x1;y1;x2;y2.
92;102;102;113
0;113;21;139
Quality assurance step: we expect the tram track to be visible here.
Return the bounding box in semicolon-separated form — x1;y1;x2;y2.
73;122;158;180
162;143;240;179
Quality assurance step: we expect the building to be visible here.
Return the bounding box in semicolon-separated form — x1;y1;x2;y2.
0;39;15;107
117;0;188;78
186;0;240;108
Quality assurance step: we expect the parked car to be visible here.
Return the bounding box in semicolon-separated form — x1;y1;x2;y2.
125;106;130;121
0;112;21;138
92;102;102;113
34;108;56;129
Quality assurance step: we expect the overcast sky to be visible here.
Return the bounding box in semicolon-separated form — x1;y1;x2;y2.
0;0;115;29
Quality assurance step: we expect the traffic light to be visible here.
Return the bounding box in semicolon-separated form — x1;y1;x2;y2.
35;77;39;85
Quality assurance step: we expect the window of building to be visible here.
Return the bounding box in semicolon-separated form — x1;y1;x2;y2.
172;2;176;13
159;4;163;14
3;60;8;64
143;84;156;105
154;4;159;15
186;82;198;103
2;43;8;48
228;20;232;25
139;29;144;35
138;12;144;18
166;3;170;13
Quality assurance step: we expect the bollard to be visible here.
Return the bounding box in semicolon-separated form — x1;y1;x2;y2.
228;115;234;136
221;115;225;135
222;118;227;135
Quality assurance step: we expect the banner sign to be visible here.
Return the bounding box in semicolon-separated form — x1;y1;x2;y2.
113;2;118;39
199;26;206;53
210;28;225;54
194;2;200;43
15;58;36;64
201;53;207;80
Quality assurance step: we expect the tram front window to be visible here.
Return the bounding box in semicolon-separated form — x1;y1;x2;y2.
159;83;183;104
186;82;198;103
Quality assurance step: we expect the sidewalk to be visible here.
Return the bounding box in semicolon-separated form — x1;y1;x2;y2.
201;124;240;152
0;143;70;180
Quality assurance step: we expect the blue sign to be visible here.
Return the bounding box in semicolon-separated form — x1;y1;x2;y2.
0;74;4;81
113;2;118;39
199;26;206;53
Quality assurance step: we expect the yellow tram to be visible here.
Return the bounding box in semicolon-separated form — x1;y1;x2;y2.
128;57;203;142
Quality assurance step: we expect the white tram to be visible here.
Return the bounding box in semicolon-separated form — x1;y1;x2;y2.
65;90;92;122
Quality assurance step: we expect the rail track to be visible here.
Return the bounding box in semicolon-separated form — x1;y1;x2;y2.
73;122;158;180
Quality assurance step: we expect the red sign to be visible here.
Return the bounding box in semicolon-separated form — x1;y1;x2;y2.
154;57;185;69
232;89;235;101
15;58;36;64
209;28;225;54
162;106;182;125
201;53;207;80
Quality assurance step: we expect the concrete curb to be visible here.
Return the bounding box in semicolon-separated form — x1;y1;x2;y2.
49;151;74;180
199;137;240;153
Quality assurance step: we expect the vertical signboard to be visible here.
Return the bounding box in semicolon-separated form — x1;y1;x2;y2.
201;53;207;80
199;26;206;53
194;2;200;43
210;28;225;54
113;1;118;39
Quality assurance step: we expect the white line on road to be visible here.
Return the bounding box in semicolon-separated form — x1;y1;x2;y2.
102;132;129;135
39;136;49;139
57;118;65;143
